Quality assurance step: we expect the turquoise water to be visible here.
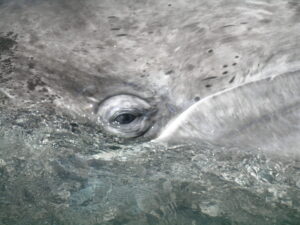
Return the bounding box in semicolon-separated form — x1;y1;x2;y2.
1;105;299;225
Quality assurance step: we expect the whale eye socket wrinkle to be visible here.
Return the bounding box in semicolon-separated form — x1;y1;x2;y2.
97;94;156;138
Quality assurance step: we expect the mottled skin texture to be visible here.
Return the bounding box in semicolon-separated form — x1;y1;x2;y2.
1;0;300;138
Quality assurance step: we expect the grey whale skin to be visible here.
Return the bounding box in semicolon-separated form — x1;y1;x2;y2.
1;0;300;155
1;1;300;224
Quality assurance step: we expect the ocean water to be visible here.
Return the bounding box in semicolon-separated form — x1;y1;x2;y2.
1;103;299;225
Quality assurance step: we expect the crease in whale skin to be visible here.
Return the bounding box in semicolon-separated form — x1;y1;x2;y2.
156;70;300;158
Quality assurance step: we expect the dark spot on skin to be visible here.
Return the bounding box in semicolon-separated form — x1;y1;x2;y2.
6;32;17;39
108;145;121;150
96;66;105;73
108;16;118;19
0;36;17;52
205;84;212;88
45;67;54;74
223;24;235;28
40;87;48;93
229;76;236;83
70;123;79;133
232;63;237;66
1;58;11;65
223;65;228;68
165;70;174;75
185;64;195;71
116;34;127;37
194;96;200;102
23;188;35;203
260;19;272;24
202;76;217;81
28;62;35;69
6;31;14;37
266;77;272;82
208;49;214;53
288;1;299;8
27;77;46;91
29;33;39;45
240;22;248;25
36;44;45;49
222;71;228;75
168;3;172;7
148;31;154;34
111;27;121;31
0;58;13;74
235;56;239;59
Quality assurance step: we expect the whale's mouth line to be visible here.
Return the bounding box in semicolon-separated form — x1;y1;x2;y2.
154;65;300;143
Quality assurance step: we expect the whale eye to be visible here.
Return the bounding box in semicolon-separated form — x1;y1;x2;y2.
112;113;137;125
97;95;156;138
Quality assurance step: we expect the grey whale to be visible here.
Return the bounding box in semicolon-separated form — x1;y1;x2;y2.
1;0;300;152
1;0;300;224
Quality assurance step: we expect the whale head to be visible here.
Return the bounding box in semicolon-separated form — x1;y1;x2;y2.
1;0;300;153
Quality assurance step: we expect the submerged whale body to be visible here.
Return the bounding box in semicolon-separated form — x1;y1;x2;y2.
1;0;300;153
